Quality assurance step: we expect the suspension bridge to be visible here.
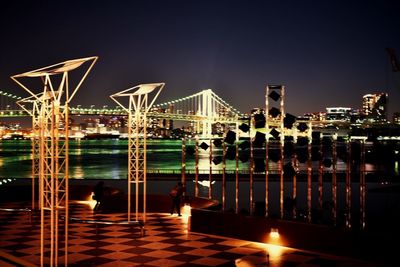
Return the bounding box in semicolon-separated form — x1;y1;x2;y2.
1;88;243;120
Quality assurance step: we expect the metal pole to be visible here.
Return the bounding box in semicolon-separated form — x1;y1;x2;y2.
143;112;147;223
307;140;312;223
346;140;352;228
292;142;297;219
279;140;284;219
31;111;40;210
222;142;226;211
235;142;239;214
64;102;69;267
249;136;254;215
265;137;269;217
360;140;366;230
265;86;269;218
127;111;133;222
181;138;186;185
209;138;213;199
195;138;199;197
318;141;323;210
279;87;285;220
332;138;337;226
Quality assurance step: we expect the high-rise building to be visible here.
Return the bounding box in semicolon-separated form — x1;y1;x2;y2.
325;107;352;122
362;93;388;122
393;112;400;124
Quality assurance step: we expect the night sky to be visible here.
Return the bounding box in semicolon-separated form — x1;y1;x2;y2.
1;0;400;117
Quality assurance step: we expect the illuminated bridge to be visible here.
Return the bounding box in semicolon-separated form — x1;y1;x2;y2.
1;89;244;135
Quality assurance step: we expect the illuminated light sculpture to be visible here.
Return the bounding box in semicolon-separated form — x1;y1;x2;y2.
110;83;165;223
12;56;98;267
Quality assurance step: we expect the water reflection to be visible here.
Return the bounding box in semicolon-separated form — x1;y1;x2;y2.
1;139;399;230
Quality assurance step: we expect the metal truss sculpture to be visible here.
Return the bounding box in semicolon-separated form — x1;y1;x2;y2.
16;96;42;210
110;83;165;223
12;56;98;267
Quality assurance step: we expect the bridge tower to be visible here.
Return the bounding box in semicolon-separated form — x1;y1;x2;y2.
12;56;98;267
201;89;214;137
110;83;165;223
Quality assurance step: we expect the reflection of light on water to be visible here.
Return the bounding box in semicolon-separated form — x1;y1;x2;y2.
0;158;3;167
198;141;223;173
73;165;84;179
111;166;120;179
395;161;399;175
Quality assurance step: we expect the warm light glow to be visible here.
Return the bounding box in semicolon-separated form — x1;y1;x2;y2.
193;179;216;187
75;193;97;210
265;243;286;259
270;228;279;238
177;204;192;231
182;204;191;217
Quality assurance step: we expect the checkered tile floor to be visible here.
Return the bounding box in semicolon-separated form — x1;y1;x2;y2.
0;201;374;266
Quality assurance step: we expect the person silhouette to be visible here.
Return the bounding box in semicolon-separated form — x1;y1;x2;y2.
170;182;184;216
93;181;104;212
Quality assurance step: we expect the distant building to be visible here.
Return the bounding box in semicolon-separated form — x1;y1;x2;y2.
393;112;400;124
149;107;173;137
301;112;326;121
325;107;352;122
362;93;388;122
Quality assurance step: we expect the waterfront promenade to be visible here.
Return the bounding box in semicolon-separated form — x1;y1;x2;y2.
0;181;385;266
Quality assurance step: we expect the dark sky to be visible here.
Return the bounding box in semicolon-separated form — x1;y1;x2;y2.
1;0;400;117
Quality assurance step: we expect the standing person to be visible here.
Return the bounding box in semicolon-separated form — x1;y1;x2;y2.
170;182;184;216
93;181;104;212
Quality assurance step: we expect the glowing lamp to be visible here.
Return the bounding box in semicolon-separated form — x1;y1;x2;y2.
270;228;280;239
182;204;191;217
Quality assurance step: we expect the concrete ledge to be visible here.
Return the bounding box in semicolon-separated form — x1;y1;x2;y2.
190;208;395;264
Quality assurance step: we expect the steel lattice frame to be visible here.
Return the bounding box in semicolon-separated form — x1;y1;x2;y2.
31;103;41;210
110;83;165;223
13;56;98;267
14;95;42;210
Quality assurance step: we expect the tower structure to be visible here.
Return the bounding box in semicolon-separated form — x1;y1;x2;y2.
12;56;98;266
110;83;165;223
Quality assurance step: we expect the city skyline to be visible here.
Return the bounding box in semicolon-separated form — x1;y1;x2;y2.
1;0;400;117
